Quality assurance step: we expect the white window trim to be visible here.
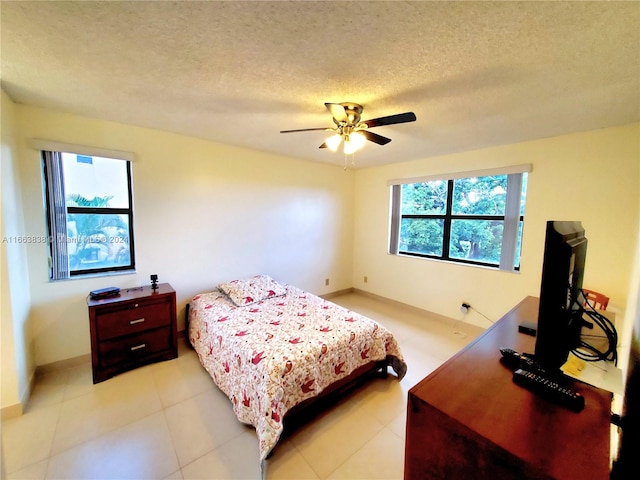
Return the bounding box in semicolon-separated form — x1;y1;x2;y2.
30;139;135;162
387;164;532;186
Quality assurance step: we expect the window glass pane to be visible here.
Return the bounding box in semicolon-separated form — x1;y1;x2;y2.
399;218;444;256
62;153;129;208
67;213;131;272
515;220;524;268
401;180;447;215
449;219;503;265
452;175;507;215
520;173;528;216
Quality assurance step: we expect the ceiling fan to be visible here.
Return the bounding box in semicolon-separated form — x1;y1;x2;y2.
280;102;417;155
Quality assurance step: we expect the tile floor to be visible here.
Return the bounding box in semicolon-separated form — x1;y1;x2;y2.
1;292;483;480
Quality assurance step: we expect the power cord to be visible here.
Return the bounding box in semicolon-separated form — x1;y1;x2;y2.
466;304;495;324
571;289;618;365
452;302;494;338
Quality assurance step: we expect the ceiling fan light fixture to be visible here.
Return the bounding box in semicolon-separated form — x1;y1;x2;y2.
326;133;342;151
343;137;357;155
350;131;366;151
281;102;416;164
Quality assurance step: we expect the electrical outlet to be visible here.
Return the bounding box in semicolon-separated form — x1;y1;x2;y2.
364;276;368;283
325;278;330;286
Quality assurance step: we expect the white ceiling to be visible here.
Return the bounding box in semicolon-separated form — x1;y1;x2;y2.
1;1;639;168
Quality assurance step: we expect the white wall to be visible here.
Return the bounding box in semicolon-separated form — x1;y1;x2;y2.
353;124;640;328
1;90;33;412
14;104;355;366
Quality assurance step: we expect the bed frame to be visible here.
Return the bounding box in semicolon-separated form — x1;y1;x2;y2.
184;302;392;456
278;359;388;439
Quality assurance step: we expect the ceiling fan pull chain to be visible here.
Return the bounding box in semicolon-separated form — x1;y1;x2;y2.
344;152;355;170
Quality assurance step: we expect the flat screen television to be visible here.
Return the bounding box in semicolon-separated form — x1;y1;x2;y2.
534;220;587;369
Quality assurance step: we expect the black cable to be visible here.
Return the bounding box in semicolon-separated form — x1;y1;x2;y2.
611;413;623;427
570;289;618;365
468;306;495;324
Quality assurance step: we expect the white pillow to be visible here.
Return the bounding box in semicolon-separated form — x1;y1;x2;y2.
218;274;286;307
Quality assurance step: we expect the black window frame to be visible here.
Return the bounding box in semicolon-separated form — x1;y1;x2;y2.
390;172;527;271
43;151;136;279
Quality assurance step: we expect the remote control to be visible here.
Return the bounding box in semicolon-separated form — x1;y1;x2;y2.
512;368;585;412
499;348;548;375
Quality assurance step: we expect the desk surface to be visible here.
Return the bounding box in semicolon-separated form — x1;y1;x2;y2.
408;296;612;479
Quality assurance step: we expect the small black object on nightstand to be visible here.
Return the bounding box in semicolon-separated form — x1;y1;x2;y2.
150;274;158;291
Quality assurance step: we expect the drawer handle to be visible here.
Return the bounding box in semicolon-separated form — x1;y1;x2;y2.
130;318;145;325
130;344;146;351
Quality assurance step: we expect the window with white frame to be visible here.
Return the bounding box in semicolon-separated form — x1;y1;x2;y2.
43;151;135;280
389;166;530;271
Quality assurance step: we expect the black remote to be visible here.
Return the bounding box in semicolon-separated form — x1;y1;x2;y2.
512;368;585;412
499;348;548;375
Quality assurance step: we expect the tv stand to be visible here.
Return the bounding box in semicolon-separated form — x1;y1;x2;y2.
405;296;612;479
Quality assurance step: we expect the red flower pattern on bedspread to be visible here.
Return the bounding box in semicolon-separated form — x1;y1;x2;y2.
188;285;407;461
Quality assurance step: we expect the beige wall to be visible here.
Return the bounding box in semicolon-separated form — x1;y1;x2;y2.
1;90;34;412
13;104;355;367
352;124;640;328
619;182;640;376
3;92;639;413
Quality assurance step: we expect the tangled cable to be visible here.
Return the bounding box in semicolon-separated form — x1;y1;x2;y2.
571;288;618;365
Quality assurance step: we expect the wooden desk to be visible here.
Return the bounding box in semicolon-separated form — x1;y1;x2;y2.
405;296;612;479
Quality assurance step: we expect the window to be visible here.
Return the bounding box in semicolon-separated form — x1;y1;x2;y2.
389;167;529;271
43;151;135;279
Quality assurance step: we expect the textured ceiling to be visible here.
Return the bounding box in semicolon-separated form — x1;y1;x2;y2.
1;1;639;168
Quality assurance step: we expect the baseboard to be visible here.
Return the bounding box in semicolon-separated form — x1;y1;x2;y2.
321;287;460;327
320;288;354;300
1;366;37;419
1;402;23;420
351;288;463;326
35;353;91;376
2;354;92;418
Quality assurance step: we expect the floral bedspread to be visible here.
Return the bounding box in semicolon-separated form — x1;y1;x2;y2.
188;284;407;460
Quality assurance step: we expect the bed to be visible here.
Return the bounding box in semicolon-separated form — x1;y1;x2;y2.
187;274;407;461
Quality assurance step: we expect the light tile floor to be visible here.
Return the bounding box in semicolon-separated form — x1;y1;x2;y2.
1;293;483;480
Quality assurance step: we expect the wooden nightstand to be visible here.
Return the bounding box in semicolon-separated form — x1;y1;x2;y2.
87;283;178;383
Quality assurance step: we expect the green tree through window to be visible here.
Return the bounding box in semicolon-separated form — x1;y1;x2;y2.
391;171;528;271
66;194;132;271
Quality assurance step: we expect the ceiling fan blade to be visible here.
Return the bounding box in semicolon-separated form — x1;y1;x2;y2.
363;112;416;128
325;103;348;123
360;130;392;145
280;127;329;133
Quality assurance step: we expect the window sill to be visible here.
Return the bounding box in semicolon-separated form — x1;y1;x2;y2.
50;269;137;282
390;252;521;274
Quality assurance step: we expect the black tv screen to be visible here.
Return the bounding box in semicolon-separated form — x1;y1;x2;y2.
535;221;587;369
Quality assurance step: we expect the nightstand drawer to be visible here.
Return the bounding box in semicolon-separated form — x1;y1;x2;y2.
96;300;171;340
98;327;172;367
